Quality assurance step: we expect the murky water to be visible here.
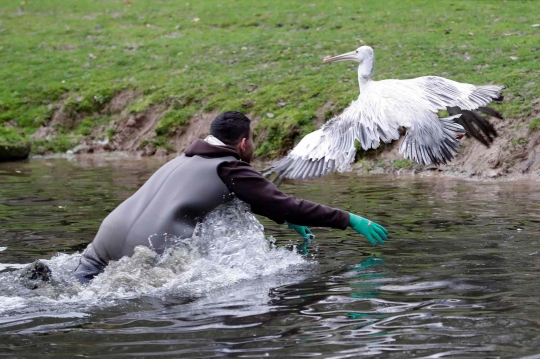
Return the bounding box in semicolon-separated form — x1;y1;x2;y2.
1;155;540;358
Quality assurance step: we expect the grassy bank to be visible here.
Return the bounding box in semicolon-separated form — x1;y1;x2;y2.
1;0;539;158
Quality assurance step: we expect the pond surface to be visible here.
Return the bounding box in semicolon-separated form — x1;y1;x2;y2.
1;155;540;358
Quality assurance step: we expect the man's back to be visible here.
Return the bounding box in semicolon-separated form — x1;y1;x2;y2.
75;153;235;282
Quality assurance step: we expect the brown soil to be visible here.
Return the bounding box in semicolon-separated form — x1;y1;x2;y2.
112;104;166;154
170;111;220;154
32;97;71;140
104;88;141;115
32;90;264;158
314;101;337;128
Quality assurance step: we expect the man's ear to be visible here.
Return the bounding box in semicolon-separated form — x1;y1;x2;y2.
238;138;247;152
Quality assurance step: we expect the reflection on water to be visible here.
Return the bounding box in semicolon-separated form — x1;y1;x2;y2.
1;155;540;358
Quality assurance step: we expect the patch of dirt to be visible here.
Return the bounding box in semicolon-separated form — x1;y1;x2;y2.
170;110;220;154
31;87;265;158
31;126;56;140
439;103;540;177
104;89;141;114
32;89;140;141
112;104;166;154
31;96;83;139
314;101;337;128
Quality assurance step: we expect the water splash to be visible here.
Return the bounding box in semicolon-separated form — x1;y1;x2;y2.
0;199;309;315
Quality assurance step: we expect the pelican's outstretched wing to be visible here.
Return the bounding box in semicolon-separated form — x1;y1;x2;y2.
398;114;464;166
404;76;504;148
262;114;361;180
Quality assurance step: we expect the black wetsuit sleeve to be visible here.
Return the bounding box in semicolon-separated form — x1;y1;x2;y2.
217;161;349;229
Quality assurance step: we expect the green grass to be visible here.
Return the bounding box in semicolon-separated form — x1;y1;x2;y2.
0;127;30;160
528;118;540;131
391;159;414;169
509;136;528;147
32;134;81;154
0;127;26;146
1;0;539;156
155;107;195;136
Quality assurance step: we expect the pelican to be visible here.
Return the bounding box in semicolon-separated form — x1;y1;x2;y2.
264;46;504;180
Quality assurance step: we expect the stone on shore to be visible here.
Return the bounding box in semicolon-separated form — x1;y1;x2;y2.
0;142;31;162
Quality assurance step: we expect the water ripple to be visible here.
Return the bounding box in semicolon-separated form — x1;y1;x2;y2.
1;158;540;357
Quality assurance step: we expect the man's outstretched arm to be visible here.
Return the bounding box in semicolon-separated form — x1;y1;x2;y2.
218;160;349;228
218;161;388;245
218;160;387;239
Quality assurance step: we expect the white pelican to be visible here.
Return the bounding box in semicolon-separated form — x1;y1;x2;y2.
264;46;504;180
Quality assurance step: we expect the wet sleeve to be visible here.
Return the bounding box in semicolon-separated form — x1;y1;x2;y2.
217;161;349;229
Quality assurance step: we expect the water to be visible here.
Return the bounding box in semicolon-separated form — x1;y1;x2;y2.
1;155;540;358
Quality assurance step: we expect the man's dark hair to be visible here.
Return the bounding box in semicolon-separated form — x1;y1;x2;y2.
210;111;251;146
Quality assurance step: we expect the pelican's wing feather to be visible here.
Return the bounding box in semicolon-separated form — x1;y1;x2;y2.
262;116;356;180
399;114;464;165
410;76;504;111
263;94;402;180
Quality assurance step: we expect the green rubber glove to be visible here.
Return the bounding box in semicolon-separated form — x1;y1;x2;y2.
286;222;314;241
349;213;388;246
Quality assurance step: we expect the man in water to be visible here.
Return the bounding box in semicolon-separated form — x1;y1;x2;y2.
73;111;388;283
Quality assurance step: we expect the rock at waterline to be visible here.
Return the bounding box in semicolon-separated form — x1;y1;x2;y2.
19;260;52;290
0;142;31;162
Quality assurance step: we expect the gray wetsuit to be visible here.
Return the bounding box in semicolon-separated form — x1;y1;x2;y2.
74;154;235;283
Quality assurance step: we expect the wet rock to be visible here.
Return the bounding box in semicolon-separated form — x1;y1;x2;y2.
141;145;156;156
155;148;168;157
72;143;92;154
0;142;31;162
486;170;500;178
369;167;385;174
20;260;52;290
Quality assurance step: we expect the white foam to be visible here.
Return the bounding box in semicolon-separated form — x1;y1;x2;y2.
0;263;27;271
0;199;310;315
80;199;307;299
0;296;26;313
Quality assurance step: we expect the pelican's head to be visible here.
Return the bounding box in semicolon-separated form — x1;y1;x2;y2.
323;46;373;64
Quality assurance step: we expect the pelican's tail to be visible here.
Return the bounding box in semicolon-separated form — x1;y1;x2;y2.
448;106;500;147
399;115;465;166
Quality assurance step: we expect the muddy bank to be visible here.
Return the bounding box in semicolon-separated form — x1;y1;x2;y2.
21;89;540;179
28;90;262;158
353;99;540;179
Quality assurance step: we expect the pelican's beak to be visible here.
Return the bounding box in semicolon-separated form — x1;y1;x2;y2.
322;51;359;64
